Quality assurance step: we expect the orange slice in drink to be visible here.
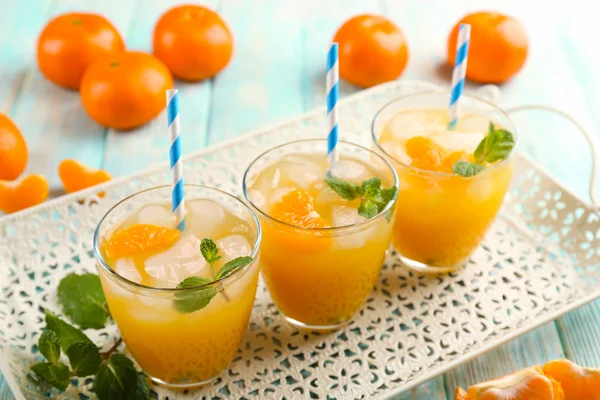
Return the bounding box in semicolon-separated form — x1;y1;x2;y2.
265;189;331;253
102;223;181;259
543;359;600;400
405;136;468;173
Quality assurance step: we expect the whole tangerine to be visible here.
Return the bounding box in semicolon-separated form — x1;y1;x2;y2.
153;5;234;81
447;12;529;83
37;12;125;90
333;14;409;88
80;51;174;130
0;113;27;181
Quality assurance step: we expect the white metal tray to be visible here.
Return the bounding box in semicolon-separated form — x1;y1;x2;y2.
1;80;599;400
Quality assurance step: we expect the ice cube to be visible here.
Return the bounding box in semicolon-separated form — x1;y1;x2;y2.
388;110;446;141
115;258;142;284
457;114;492;133
216;234;252;263
269;187;295;206
144;234;209;288
137;204;175;228
431;131;485;154
315;187;348;205
330;206;378;249
186;199;226;239
248;189;266;209
380;140;412;165
277;155;326;189
331;206;366;228
330;159;370;183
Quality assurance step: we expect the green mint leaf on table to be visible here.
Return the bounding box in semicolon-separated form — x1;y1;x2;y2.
57;273;110;329
452;161;485;177
93;353;139;400
45;310;93;352
216;256;254;280
66;342;102;377
328;177;397;219
173;276;217;313
38;330;61;364
358;200;379;219
474;122;515;164
31;362;71;391
325;177;360;200
128;372;151;400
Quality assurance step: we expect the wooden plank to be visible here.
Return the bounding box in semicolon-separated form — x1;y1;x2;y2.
102;0;217;177
8;0;137;192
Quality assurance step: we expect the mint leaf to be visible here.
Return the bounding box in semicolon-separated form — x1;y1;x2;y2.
31;362;71;391
200;238;221;264
358;200;379;219
38;330;61;364
173;276;217;313
216;256;253;280
452;161;485;177
128;372;150;400
45;310;93;352
474;122;515;164
325;177;360;200
58;273;110;329
66;341;101;377
359;178;381;198
93;353;137;400
379;186;398;205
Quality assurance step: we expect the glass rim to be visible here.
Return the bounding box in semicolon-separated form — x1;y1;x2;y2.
93;184;262;294
371;90;520;178
242;138;400;232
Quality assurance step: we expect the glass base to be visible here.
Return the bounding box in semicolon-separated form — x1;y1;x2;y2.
397;253;465;274
285;315;349;333
150;374;217;390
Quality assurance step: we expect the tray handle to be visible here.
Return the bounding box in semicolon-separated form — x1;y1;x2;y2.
506;105;599;210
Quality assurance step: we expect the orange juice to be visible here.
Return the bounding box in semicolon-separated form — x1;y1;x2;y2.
94;185;261;388
244;140;398;330
372;92;516;272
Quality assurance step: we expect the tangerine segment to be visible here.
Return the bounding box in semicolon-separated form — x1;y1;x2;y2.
543;359;600;400
267;190;331;253
405;136;467;173
454;387;469;400
0;175;49;213
58;159;112;194
103;224;180;259
468;367;563;400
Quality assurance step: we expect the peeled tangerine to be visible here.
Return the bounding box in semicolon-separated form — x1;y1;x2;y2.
0;175;49;213
455;360;600;400
58;159;111;194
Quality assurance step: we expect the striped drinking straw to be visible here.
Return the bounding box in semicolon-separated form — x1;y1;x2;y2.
327;42;339;169
448;23;471;129
166;89;186;231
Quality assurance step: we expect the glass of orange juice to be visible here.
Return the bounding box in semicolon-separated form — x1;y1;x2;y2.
372;91;517;273
93;185;261;388
243;139;398;331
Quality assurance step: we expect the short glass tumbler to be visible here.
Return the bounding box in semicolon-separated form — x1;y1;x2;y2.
243;139;399;331
94;185;261;389
372;91;517;273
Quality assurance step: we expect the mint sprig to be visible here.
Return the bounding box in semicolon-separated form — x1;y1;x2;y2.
452;122;515;177
58;273;110;329
38;330;61;364
173;238;254;313
325;177;397;219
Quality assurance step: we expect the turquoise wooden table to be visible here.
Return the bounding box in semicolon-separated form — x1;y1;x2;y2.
1;0;599;398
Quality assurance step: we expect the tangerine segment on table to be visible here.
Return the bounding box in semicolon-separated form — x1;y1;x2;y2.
543;359;600;400
58;159;112;194
102;224;181;259
0;113;27;181
447;12;528;83
0;175;49;214
37;12;125;90
468;366;564;400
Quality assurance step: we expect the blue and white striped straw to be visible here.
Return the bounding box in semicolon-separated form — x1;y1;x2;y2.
327;42;339;168
166;89;186;231
448;23;471;129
